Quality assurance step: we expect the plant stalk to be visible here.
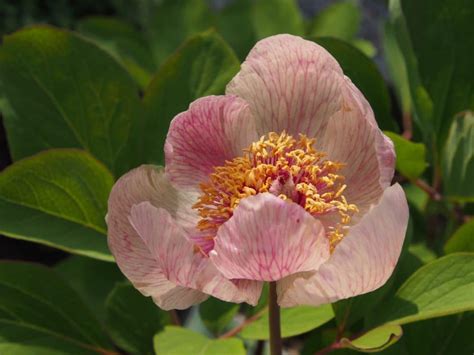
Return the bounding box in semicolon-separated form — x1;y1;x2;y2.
268;282;282;355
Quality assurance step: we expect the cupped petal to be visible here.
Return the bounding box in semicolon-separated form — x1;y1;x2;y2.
165;95;258;190
210;193;330;282
226;34;344;138
278;184;408;307
318;78;395;215
107;165;202;310
130;202;262;305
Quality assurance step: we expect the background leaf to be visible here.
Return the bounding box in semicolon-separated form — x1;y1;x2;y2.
0;262;113;354
142;30;240;164
252;0;304;39
441;111;474;202
154;326;245;355
56;256;123;322
199;297;239;335
444;220;474;254
240;305;334;340
384;131;427;180
0;149;113;261
105;282;170;355
0;26;142;176
340;324;402;353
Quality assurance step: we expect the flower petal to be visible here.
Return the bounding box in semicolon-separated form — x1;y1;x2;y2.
210;193;330;281
278;184;408;307
130;202;262;305
318;79;395;215
226;34;344;138
165;95;257;189
107;165;202;310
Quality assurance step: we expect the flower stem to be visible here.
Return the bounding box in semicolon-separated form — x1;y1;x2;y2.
268;282;282;355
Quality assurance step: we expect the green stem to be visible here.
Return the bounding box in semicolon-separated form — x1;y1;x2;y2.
268;282;282;355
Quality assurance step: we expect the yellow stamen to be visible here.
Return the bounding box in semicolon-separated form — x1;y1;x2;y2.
193;132;358;252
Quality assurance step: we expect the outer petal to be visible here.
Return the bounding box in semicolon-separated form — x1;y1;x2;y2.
318;78;395;215
210;193;330;281
165;95;258;189
130;202;262;305
226;34;344;138
278;184;408;307
107;165;203;310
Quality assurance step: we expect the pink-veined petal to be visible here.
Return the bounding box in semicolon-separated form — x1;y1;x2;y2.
130;202;262;305
226;34;344;138
165;95;258;190
107;165;202;310
210;193;330;281
318;79;395;215
278;184;408;307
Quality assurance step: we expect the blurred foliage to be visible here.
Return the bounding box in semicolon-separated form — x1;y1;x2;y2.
0;0;473;354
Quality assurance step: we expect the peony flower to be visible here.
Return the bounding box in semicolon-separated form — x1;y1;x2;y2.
107;35;409;310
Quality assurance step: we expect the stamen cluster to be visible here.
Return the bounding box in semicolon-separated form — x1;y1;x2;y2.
193;132;358;251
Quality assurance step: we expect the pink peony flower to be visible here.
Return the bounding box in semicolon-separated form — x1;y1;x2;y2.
107;35;409;310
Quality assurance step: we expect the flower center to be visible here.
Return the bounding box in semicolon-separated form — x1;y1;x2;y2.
193;132;358;252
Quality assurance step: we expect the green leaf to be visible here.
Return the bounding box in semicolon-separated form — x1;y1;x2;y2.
309;1;361;41
0;262;113;354
240;304;334;340
441;111;474;202
0;149;114;261
314;37;397;131
0;26;142;176
215;0;256;60
383;21;411;115
340;324;402;353
384;131;427;180
351;39;376;58
252;0;304;39
56;256;123;322
77;16;156;88
445;220;474;254
154;326;245;355
403;184;428;212
199;297;239;335
390;0;474;149
379;253;474;325
143;30;240;164
106;283;170;355
146;0;214;67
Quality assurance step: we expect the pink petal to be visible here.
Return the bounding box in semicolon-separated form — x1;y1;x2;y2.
165;95;257;189
278;184;408;307
226;34;344;138
107;165;203;310
210;193;330;281
318;79;395;215
130;202;262;305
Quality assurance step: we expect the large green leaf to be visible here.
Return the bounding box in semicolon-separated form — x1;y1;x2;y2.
390;0;474;149
142;30;240;164
379;253;474;325
146;0;214;67
445;220;474;254
309;1;361;41
56;256;123;322
0;149;113;261
384;131;427;180
0;262;113;354
314;37;397;131
0;26;142;176
240;305;334;340
199;297;239;335
215;0;256;60
105;283;170;355
340;325;403;353
77;16;156;88
252;0;304;39
441;112;474;202
154;326;245;355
